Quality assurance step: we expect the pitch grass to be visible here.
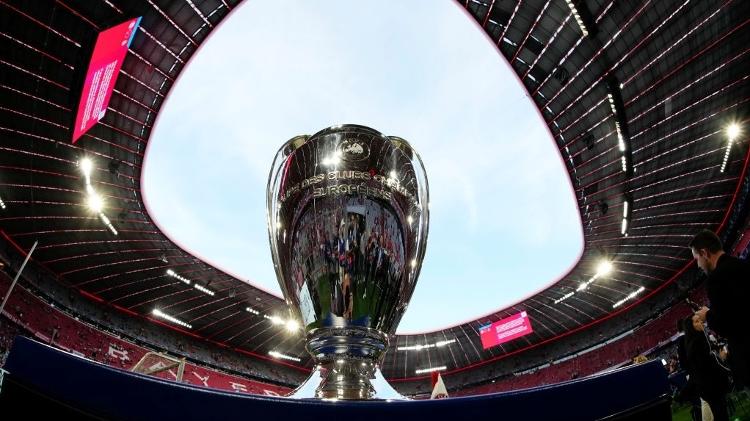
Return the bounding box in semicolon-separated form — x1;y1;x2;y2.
672;390;750;420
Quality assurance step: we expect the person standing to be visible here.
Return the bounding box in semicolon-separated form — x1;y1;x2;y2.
681;315;731;421
690;229;750;389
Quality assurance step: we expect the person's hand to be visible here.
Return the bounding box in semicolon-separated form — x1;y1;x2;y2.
695;306;709;322
719;347;728;361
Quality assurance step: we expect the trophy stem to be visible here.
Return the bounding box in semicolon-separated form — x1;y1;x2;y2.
288;327;404;400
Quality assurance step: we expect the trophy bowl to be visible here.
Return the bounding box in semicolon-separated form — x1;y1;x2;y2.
267;124;429;400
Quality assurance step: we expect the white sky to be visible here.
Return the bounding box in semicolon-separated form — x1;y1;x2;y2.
142;0;583;333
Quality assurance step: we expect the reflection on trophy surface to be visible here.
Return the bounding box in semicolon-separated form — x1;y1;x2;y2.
267;125;429;400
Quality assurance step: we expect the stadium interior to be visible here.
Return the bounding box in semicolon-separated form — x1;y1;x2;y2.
0;0;749;419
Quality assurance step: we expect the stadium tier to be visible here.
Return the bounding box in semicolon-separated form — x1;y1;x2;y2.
1;0;750;418
0;244;711;398
0;271;291;396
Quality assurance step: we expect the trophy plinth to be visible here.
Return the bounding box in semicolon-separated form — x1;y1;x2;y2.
267;125;429;400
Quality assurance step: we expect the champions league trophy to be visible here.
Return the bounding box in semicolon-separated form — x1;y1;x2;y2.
267;125;429;400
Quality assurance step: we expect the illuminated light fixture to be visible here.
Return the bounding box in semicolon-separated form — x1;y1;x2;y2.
623;200;629;218
721;123;742;173
79;157;93;178
165;269;191;285
398;343;433;351
194;283;215;296
407;215;414;226
0;196;6;210
720;147;731;173
554;291;575;304
100;213;118;235
435;339;456;347
246;306;260;315
411;259;417;268
415;366;446;375
79;160;117;235
607;93;616;112
727;123;741;140
398;339;456;351
612;286;645;308
265;314;285;325
268;351;301;362
621;218;628;235
565;0;589;36
615;121;626;152
389;170;397;179
607;84;631;175
577;260;615;293
87;193;104;213
285;319;300;333
596;260;613;277
152;309;192;329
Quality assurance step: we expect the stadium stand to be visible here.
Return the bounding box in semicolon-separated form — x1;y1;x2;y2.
5;225;740;399
0;271;290;396
0;238;307;386
453;298;695;396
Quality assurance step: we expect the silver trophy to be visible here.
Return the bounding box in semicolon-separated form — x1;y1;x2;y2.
267;124;429;400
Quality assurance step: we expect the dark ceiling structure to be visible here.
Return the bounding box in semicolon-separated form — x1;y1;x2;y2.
0;0;748;381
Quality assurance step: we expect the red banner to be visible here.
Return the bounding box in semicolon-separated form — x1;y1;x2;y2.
479;311;533;349
72;17;141;143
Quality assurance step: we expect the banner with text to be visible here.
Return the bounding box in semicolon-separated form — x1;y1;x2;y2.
479;311;533;349
72;17;141;143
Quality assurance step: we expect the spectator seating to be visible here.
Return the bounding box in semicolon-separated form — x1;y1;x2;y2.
0;272;290;396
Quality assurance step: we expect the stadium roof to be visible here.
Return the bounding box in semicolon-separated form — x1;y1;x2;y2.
0;0;748;380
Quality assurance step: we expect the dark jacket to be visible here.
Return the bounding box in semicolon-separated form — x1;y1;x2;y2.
705;254;750;385
683;324;730;398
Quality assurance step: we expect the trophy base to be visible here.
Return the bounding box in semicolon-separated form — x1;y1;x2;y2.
288;363;405;400
288;326;405;400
